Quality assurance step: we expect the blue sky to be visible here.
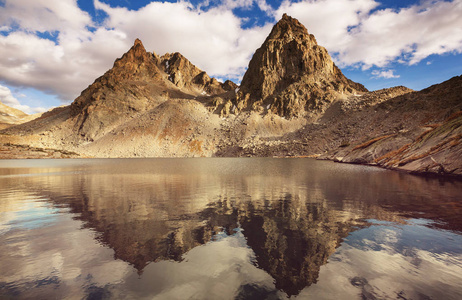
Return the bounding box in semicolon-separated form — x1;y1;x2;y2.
0;0;461;114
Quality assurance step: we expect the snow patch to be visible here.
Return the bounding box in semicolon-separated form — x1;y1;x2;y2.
235;87;240;93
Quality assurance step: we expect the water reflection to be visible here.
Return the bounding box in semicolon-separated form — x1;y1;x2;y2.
0;158;461;299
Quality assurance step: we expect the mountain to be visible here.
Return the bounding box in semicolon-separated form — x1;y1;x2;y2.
234;13;367;118
0;15;460;177
70;38;234;142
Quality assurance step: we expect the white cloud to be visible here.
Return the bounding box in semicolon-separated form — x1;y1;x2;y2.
0;0;131;102
274;0;380;53
221;0;254;10
0;0;92;33
0;84;46;114
256;0;273;14
372;70;400;79
275;0;462;69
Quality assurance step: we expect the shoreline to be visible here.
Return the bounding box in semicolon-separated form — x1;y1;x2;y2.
1;143;461;181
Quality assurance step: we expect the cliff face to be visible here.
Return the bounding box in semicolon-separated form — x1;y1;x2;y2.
236;14;367;118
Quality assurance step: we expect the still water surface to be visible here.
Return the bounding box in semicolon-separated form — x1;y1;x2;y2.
0;158;461;299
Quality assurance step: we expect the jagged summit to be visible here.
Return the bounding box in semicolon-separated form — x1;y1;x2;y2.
236;14;367;118
268;13;315;42
113;38;157;68
68;38;233;141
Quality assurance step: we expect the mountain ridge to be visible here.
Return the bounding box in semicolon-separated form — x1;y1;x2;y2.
0;14;461;176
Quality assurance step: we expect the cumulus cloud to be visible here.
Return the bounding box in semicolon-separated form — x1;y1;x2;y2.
221;0;254;10
0;84;46;114
256;0;274;14
274;0;462;69
371;70;400;79
0;0;129;102
0;0;92;33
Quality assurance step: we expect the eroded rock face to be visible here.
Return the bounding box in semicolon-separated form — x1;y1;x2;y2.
237;14;367;118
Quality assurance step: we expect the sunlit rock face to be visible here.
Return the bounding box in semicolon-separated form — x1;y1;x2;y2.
236;14;367;118
0;101;29;130
69;39;231;142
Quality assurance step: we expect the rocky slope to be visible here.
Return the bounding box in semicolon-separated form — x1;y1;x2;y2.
317;75;462;176
0;14;460;177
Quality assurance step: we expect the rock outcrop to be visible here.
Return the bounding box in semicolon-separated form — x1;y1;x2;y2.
70;39;233;142
4;39;233;145
235;14;367;118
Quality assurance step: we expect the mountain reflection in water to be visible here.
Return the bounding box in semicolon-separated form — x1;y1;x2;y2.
0;158;461;299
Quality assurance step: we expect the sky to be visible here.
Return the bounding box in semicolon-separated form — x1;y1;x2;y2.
0;0;461;114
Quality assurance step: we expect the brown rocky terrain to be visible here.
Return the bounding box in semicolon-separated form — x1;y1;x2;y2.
0;14;460;177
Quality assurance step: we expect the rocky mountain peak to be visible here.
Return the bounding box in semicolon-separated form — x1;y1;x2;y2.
268;13;316;44
236;14;367;118
67;38;235;141
113;38;158;70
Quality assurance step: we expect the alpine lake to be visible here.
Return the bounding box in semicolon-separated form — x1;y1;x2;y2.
0;158;461;299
